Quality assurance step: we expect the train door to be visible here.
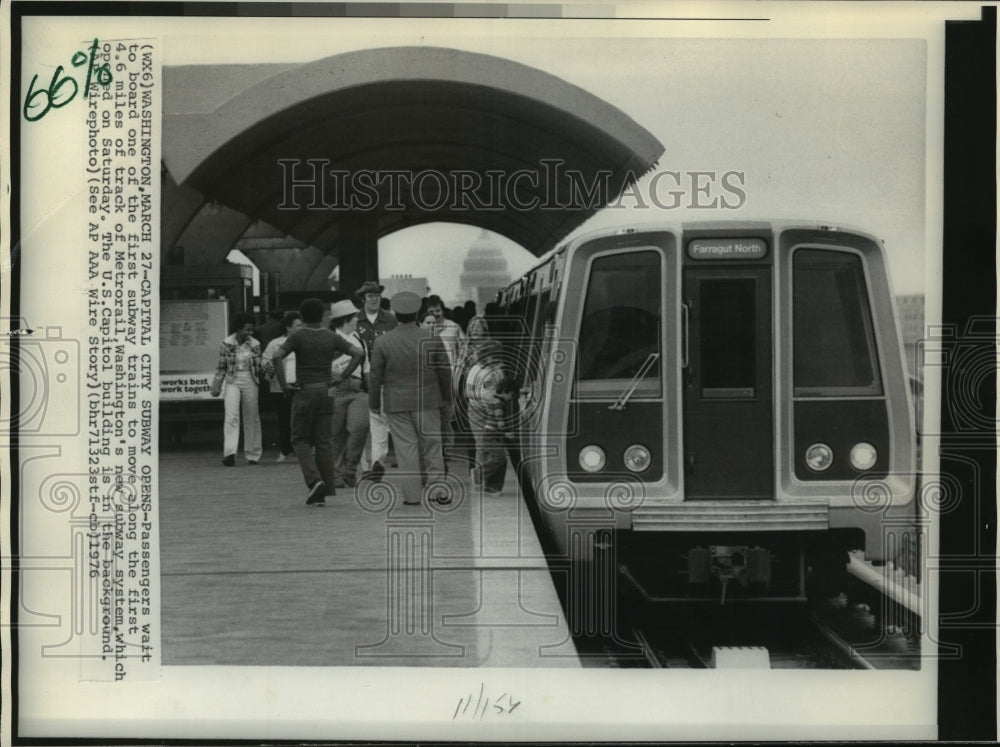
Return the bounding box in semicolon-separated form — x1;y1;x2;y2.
682;254;773;500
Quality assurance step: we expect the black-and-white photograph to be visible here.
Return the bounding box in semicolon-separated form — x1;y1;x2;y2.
3;1;995;742
155;29;930;671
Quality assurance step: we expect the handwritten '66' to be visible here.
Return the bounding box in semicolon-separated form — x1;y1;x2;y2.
23;38;112;122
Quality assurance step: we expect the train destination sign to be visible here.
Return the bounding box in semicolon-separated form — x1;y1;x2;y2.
688;237;768;260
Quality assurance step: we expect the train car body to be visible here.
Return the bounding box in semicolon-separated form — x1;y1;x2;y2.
496;221;916;603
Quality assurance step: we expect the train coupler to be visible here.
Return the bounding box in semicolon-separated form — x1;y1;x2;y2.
687;546;772;602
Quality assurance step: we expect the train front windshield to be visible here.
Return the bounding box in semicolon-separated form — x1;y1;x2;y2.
792;249;882;397
575;250;662;396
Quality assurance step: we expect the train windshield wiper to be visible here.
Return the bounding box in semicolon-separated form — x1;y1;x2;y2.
608;352;660;411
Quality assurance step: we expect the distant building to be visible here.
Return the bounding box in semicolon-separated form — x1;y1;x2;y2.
459;229;512;308
381;274;429;300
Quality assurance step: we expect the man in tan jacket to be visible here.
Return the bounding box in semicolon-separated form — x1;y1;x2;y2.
369;292;453;505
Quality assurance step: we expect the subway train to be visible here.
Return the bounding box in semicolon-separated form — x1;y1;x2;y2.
491;221;918;614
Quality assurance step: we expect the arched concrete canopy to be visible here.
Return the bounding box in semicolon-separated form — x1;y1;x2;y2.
162;46;664;273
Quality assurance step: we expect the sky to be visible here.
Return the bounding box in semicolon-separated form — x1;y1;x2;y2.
155;16;931;301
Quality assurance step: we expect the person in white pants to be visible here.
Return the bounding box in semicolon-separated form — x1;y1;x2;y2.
362;409;391;479
353;280;398;481
210;312;263;466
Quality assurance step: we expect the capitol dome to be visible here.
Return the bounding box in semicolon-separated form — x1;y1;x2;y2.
460;230;512;308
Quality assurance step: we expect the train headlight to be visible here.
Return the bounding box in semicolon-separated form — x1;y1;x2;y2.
805;442;834;472
579;445;607;472
850;442;878;471
624;445;651;472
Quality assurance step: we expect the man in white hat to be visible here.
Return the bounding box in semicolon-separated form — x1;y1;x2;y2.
328;298;372;487
355;280;397;481
369;291;453;505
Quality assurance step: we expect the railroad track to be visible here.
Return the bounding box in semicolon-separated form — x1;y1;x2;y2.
598;591;921;670
810;613;875;670
568;549;923;670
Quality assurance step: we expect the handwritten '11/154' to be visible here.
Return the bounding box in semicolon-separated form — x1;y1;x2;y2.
454;685;521;720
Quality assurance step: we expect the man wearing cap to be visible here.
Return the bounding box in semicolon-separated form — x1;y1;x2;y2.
355;281;398;346
272;298;364;507
355;280;397;482
369;291;453;505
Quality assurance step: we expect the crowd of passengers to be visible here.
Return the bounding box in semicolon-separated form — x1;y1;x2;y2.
209;282;517;507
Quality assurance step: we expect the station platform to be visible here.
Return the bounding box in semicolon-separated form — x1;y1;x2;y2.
158;431;580;668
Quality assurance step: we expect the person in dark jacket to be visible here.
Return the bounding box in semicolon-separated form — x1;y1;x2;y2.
464;342;517;495
369;292;453;506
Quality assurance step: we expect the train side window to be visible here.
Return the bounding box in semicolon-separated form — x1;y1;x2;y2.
524;294;539;332
575;250;662;396
508;297;527;342
515;287;553;388
793;249;883;396
533;289;552;339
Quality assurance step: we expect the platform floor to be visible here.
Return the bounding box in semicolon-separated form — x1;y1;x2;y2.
159;431;579;667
